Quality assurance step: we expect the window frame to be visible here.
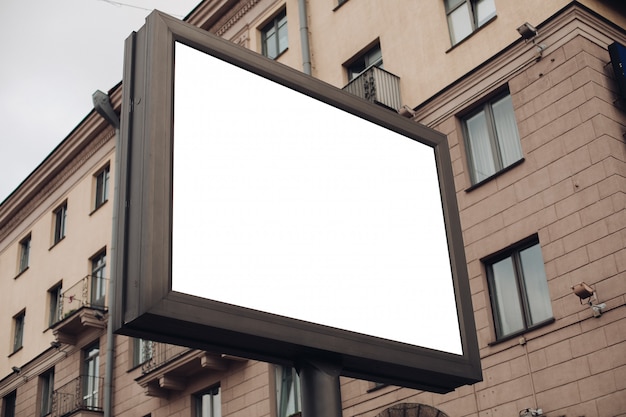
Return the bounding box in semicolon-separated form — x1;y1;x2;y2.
83;343;100;410
12;309;26;353
94;164;110;211
274;366;301;417
194;385;221;417
132;338;154;367
39;369;55;417
261;8;288;60
48;283;63;327
52;201;67;245
90;250;107;308
18;234;31;274
484;236;554;342
462;90;523;186
2;390;17;417
445;0;496;46
346;43;383;82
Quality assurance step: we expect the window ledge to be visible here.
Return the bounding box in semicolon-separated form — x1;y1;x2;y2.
465;158;524;192
90;199;109;216
14;267;29;280
333;0;350;12
488;317;555;347
49;236;66;250
8;346;23;358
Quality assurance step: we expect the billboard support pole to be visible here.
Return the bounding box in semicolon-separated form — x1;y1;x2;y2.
298;358;343;417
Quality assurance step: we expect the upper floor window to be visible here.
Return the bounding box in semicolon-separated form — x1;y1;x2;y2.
83;343;100;410
445;0;496;45
53;201;67;245
347;43;383;81
275;366;301;417
195;385;221;417
90;250;107;308
39;369;54;417
13;309;25;352
132;338;154;367
485;237;553;340
261;9;288;59
94;164;110;210
463;92;522;185
18;234;31;274
48;283;62;327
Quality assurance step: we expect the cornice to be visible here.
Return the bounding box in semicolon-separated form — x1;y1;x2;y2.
413;3;626;127
0;115;114;242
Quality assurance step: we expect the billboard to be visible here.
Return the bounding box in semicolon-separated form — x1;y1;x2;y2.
113;10;481;393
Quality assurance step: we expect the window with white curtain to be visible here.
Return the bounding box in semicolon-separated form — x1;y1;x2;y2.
445;0;496;45
485;237;553;340
463;92;522;185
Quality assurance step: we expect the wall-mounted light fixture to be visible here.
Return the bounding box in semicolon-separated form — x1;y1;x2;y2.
517;22;546;60
572;282;606;317
519;408;543;417
94;311;105;320
11;366;21;374
517;22;538;40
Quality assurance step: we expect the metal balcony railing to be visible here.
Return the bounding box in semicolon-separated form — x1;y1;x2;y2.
141;342;192;374
53;275;107;325
342;66;401;111
51;375;103;416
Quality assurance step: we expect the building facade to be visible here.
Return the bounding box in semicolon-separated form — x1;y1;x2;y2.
1;1;625;417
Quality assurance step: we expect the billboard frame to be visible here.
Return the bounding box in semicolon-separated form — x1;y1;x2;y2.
113;10;481;393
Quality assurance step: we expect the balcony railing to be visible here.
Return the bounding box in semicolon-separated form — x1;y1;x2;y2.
54;275;107;325
141;342;191;374
51;375;103;417
342;66;401;111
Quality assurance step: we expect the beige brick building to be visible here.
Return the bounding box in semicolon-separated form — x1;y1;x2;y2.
1;1;625;417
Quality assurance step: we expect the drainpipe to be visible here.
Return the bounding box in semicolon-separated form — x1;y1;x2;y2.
297;0;312;75
92;90;120;417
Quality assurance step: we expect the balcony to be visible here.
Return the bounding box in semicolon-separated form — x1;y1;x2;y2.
51;375;103;417
342;66;401;111
51;275;107;345
136;342;245;397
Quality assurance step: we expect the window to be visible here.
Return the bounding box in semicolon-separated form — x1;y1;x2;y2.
486;238;553;340
275;366;301;417
18;234;31;274
463;92;522;184
53;202;67;244
39;369;54;416
83;343;100;410
195;385;221;417
94;165;110;210
347;43;383;81
12;310;25;352
445;0;496;45
132;338;153;367
48;284;62;327
90;250;106;308
2;390;16;417
261;9;288;59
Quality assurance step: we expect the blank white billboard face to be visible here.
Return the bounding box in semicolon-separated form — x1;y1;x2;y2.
171;42;461;354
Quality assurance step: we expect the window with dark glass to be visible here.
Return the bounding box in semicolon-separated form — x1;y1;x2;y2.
94;164;110;210
48;284;62;326
445;0;496;45
275;366;301;417
261;9;288;59
39;369;54;416
346;43;383;81
53;201;67;244
195;385;221;417
486;237;553;340
132;338;154;367
18;234;31;273
463;92;522;184
83;343;100;410
90;250;106;308
13;310;25;352
3;390;16;417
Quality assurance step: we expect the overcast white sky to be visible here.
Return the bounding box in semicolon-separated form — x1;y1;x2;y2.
0;0;200;202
